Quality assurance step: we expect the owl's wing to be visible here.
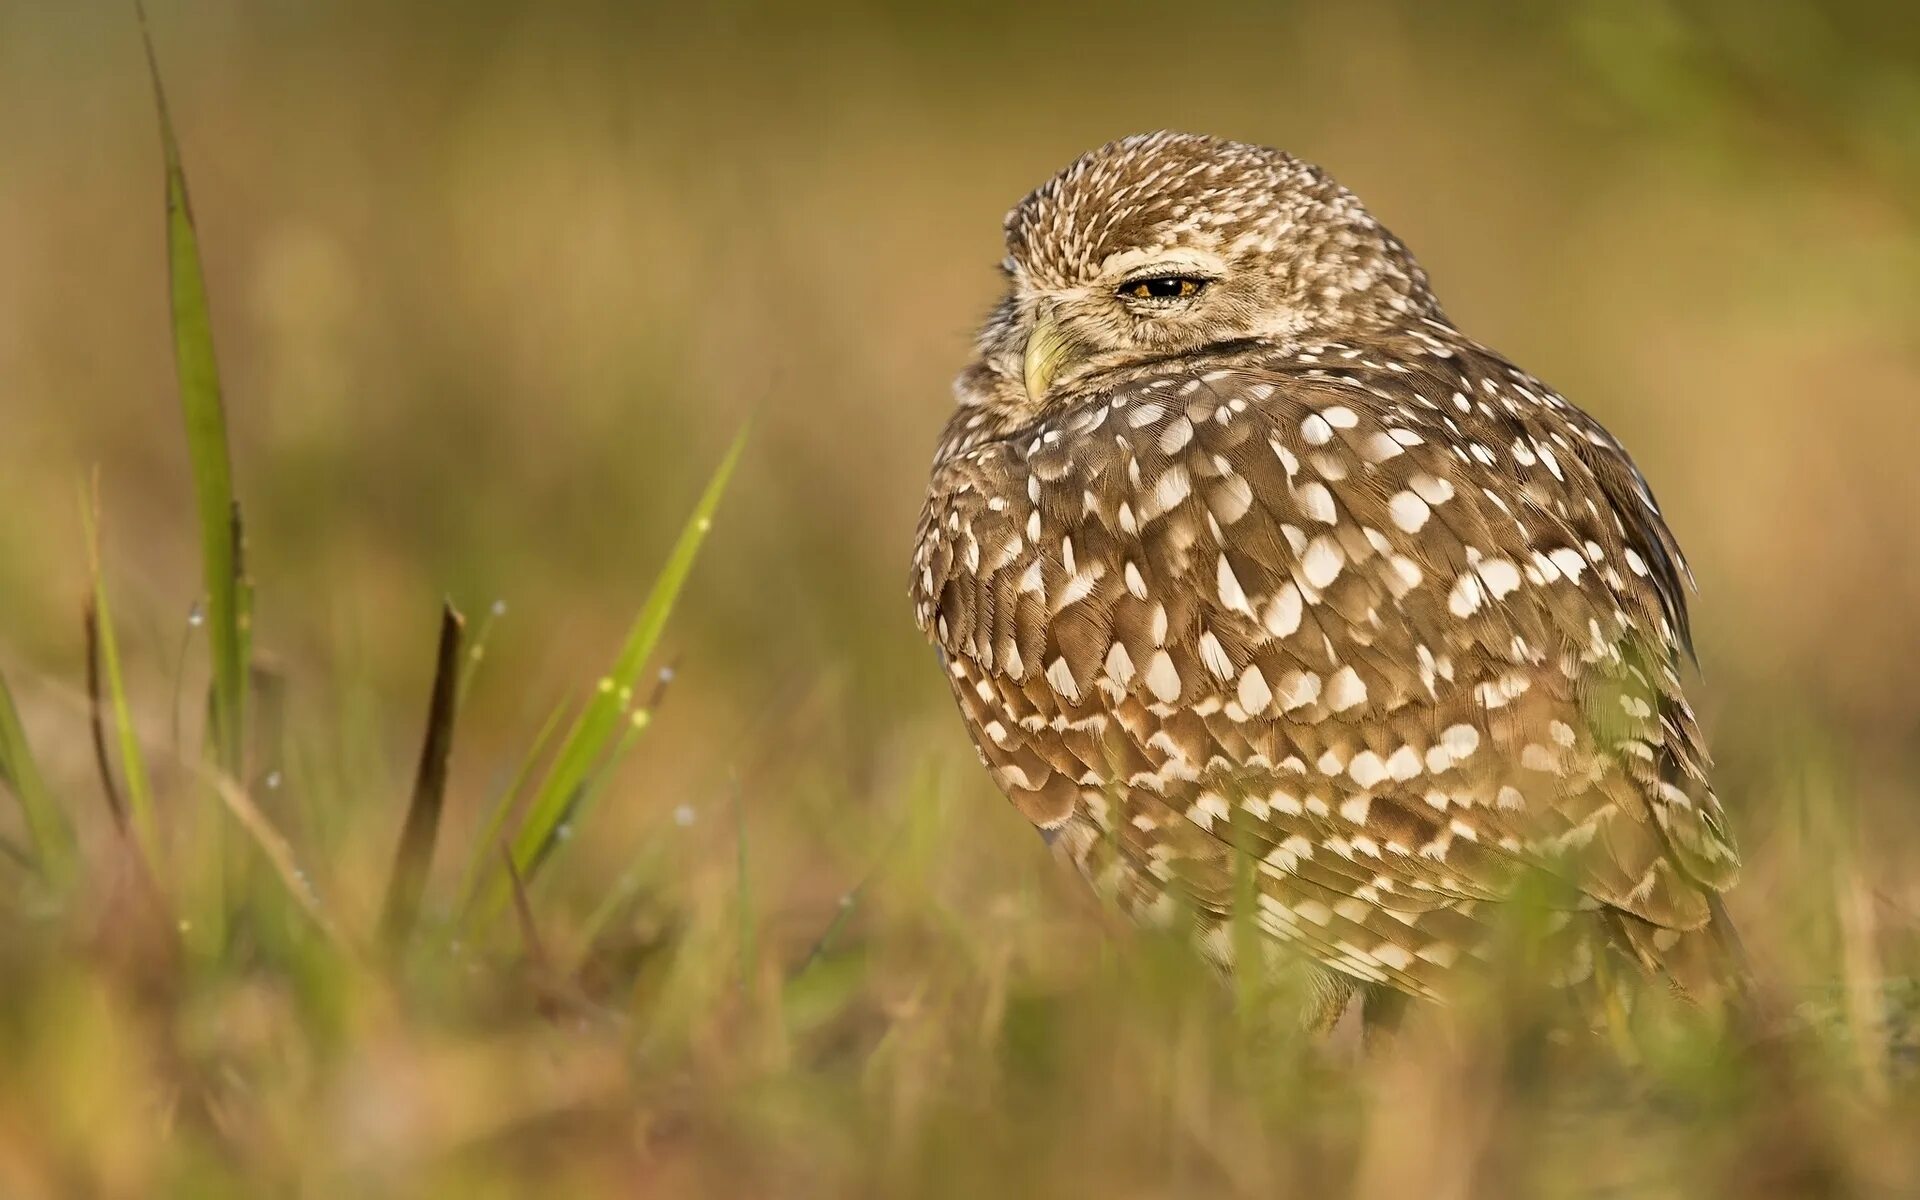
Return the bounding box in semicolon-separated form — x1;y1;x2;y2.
913;335;1738;995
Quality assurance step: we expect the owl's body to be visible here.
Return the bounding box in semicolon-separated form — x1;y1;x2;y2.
912;133;1738;1013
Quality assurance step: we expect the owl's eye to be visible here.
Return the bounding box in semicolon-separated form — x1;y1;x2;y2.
1119;275;1211;304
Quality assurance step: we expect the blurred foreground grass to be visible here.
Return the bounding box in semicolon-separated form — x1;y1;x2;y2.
3;3;1920;1196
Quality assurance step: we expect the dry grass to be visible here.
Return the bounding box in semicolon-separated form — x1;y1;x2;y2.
1;3;1917;1195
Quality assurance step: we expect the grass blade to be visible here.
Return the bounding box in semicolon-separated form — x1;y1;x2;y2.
84;604;128;830
456;599;507;712
81;485;163;872
500;845;549;969
381;600;466;952
206;772;339;946
487;425;748;911
0;667;75;891
520;663;674;884
454;695;569;918
139;5;246;776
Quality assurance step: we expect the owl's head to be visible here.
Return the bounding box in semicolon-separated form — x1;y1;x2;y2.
963;132;1443;412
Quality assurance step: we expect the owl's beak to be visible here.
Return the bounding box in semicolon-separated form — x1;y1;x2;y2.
1022;307;1081;405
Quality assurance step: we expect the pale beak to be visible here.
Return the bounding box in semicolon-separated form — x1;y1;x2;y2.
1022;307;1080;405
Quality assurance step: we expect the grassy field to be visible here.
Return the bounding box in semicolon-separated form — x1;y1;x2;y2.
2;3;1919;1195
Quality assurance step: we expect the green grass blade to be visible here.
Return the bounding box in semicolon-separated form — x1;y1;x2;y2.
140;7;246;777
0;667;75;891
520;719;641;883
519;662;673;886
496;426;748;896
81;487;163;871
454;694;570;919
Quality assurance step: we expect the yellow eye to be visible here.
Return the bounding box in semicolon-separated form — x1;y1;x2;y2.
1121;275;1209;303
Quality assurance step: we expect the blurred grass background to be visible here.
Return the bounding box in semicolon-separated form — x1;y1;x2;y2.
1;0;1918;1195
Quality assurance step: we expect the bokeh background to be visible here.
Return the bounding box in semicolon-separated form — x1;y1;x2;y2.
2;1;1919;1194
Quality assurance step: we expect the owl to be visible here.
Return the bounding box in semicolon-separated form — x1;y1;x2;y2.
911;132;1743;1027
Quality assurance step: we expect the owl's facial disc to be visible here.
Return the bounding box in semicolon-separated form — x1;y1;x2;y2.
1018;246;1238;403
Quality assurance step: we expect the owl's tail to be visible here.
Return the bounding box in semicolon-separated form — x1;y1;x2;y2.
1607;895;1760;1025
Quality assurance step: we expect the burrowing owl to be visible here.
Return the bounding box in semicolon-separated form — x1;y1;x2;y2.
911;132;1740;1020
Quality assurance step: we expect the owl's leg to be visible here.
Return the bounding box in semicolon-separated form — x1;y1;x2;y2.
1361;984;1411;1052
